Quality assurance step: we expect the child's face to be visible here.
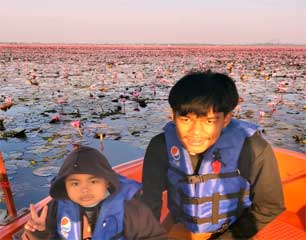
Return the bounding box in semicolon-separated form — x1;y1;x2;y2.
65;173;109;207
173;109;231;155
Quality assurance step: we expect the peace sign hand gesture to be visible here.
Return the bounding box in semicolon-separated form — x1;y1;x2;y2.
24;204;48;232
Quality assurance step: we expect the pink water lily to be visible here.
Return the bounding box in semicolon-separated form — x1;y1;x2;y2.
259;111;265;118
71;120;82;136
277;86;287;93
0;96;13;111
50;114;61;123
52;114;60;121
5;96;12;104
234;105;241;112
71;120;81;128
112;72;118;84
273;96;280;100
234;105;241;118
57;98;67;104
267;102;277;116
267;102;276;108
132;90;140;98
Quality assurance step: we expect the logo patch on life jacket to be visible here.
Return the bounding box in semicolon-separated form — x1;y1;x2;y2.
60;216;71;237
170;146;180;165
212;149;224;173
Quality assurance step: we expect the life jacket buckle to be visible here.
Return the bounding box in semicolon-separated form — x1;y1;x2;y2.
215;221;229;234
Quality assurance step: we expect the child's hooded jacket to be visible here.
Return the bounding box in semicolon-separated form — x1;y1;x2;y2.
22;146;166;240
50;146;120;199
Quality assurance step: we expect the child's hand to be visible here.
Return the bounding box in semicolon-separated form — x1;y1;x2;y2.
24;204;48;232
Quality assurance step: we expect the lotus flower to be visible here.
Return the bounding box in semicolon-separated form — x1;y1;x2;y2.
133;90;140;98
71;120;82;136
50;114;61;123
5;97;12;104
0;96;13;111
234;105;241;112
57;98;67;104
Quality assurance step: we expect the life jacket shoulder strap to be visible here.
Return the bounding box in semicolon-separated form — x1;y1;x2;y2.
110;231;124;240
179;171;240;184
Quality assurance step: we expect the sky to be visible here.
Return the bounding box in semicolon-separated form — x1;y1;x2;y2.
1;0;305;45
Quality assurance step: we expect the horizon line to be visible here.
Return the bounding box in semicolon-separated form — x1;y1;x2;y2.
0;41;306;47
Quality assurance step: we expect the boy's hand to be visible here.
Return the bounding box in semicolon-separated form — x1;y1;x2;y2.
24;204;48;232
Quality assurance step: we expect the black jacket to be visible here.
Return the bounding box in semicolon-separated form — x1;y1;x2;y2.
141;132;285;239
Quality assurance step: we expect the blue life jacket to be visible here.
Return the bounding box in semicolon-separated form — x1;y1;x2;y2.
164;118;259;233
56;175;141;240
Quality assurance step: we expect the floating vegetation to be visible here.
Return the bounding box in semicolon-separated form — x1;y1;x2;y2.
32;166;60;177
0;119;5;131
292;134;306;144
0;128;26;139
0;45;305;208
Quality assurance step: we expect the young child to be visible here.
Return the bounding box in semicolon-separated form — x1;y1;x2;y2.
141;70;285;239
23;146;166;240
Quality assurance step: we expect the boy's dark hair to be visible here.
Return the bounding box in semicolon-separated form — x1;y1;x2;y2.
168;70;239;116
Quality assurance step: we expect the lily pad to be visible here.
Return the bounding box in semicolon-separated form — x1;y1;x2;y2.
32;166;60;177
0;128;26;139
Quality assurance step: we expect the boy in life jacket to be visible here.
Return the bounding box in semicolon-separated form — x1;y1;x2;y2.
22;146;166;240
141;70;285;239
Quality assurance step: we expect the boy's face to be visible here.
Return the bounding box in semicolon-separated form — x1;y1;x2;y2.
65;173;109;207
173;109;232;155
